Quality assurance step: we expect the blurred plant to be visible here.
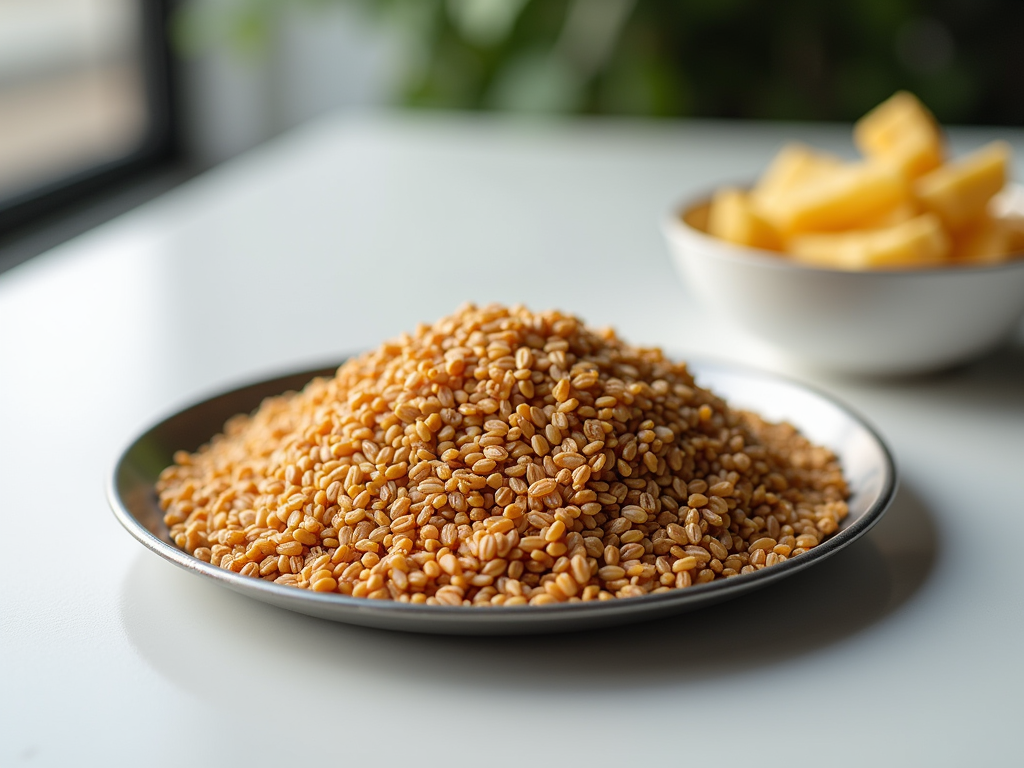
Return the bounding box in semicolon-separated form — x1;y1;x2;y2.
173;0;1024;125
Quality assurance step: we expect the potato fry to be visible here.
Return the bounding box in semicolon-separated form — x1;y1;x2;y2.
706;188;781;250
757;161;908;235
854;91;944;179
915;141;1010;231
789;214;950;270
697;93;1019;269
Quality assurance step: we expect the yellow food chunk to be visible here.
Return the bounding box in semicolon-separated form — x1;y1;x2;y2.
706;188;780;250
953;214;1014;264
751;143;844;203
683;201;710;232
857;200;919;229
914;141;1010;231
854;92;944;178
788;214;951;269
757;161;909;235
1006;218;1024;255
696;91;1018;271
989;186;1024;254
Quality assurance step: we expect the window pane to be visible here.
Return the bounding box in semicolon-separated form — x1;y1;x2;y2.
0;0;149;202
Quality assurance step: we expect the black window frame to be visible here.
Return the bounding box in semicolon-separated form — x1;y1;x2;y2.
0;0;179;234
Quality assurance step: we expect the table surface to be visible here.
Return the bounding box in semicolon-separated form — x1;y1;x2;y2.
2;111;1022;767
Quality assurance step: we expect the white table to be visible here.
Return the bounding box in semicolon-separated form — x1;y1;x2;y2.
2;112;1022;767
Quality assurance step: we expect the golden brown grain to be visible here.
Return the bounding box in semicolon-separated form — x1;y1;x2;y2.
157;304;848;606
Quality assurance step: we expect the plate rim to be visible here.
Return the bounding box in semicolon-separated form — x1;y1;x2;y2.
108;357;899;629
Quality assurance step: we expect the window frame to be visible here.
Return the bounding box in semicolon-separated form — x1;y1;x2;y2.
0;0;179;234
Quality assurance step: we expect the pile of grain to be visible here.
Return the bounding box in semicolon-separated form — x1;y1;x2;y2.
158;304;848;605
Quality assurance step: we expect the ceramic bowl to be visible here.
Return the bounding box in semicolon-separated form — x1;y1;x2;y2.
663;185;1024;375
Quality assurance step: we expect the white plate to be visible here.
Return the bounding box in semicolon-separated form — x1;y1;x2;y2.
108;359;897;635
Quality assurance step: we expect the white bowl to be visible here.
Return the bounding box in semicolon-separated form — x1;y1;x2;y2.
663;185;1024;376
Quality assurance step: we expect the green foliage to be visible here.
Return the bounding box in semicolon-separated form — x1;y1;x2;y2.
173;0;1024;125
